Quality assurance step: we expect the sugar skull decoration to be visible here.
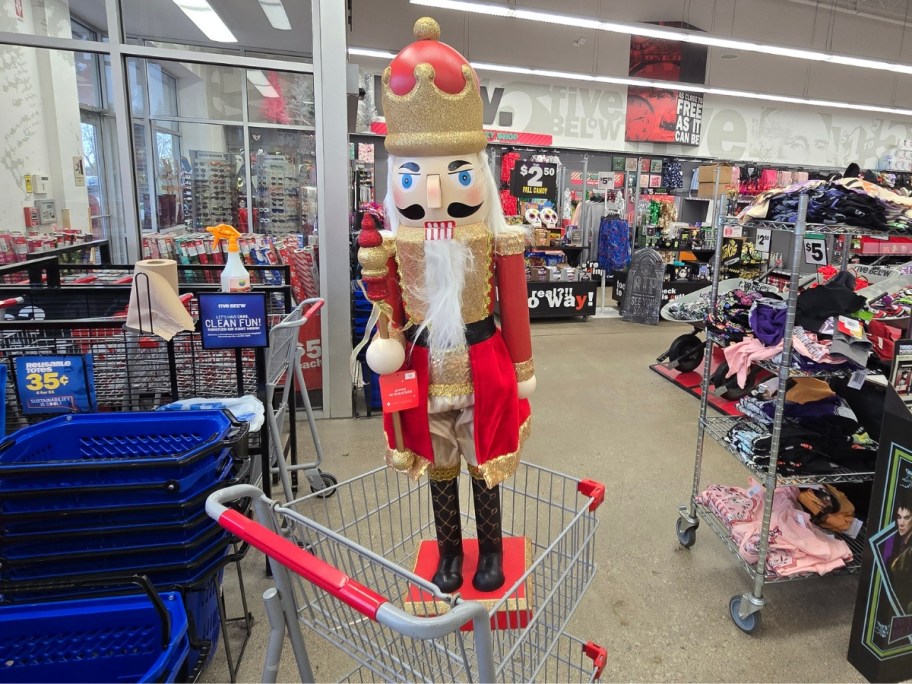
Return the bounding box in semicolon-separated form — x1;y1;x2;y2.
356;17;535;595
524;206;542;227
540;206;559;229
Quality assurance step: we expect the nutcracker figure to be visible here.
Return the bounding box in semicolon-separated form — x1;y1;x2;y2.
357;17;535;594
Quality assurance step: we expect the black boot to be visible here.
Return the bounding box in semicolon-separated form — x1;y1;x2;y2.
429;477;463;593
471;476;505;592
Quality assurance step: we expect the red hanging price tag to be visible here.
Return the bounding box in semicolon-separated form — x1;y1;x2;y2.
379;371;420;413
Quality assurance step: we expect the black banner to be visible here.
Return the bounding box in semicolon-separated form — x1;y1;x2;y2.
527;282;597;319
510;160;558;202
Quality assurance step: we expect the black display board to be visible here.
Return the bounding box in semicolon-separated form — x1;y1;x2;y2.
849;387;912;682
620;249;664;325
510;160;558;202
526;281;597;319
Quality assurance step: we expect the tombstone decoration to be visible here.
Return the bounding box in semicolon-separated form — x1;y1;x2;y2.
621;248;665;326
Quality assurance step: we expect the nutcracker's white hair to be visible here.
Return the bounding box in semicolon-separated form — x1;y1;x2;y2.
382;151;511;352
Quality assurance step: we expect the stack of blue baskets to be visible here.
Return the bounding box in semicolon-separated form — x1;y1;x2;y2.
0;410;249;682
352;286;381;411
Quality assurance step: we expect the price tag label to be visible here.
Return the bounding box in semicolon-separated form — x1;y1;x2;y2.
848;369;867;390
846;517;864;539
14;355;96;414
510;160;558;201
597;171;614;190
755;228;772;254
379;370;420;413
803;237;827;265
722;225;743;238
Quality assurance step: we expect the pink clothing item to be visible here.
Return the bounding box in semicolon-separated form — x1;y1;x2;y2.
723;338;784;388
695;483;762;529
729;485;852;578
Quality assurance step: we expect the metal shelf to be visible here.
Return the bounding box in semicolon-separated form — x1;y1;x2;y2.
753;358;861;380
723;217;896;237
694;501;865;583
701;415;876;486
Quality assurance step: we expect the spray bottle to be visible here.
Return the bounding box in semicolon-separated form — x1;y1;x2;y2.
206;224;251;293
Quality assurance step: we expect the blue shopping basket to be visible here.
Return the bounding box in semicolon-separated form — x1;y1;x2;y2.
0;590;190;683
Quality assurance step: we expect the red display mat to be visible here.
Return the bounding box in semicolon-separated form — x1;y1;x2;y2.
404;536;532;631
650;348;743;416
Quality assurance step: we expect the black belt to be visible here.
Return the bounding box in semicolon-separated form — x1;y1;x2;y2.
406;315;496;347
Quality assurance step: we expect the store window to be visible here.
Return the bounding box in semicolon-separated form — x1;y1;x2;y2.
0;43;122;251
119;0;313;54
1;0;106;39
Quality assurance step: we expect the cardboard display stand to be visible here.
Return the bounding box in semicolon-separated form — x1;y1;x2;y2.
849;387;912;682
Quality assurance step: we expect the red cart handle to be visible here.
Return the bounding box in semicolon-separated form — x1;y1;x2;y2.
583;641;608;680
303;298;324;320
207;486;386;620
578;479;605;511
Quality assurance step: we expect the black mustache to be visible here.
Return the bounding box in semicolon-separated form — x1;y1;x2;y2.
397;204;426;220
447;202;482;218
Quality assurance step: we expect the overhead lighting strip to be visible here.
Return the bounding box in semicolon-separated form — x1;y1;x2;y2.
172;0;237;43
347;47;912;118
410;0;912;77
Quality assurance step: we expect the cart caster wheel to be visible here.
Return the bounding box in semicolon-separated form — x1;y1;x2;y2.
676;518;697;548
729;596;761;634
311;472;338;498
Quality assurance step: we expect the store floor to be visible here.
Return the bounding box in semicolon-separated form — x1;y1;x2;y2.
204;316;865;683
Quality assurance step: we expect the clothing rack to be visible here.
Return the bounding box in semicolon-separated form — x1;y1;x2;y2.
675;194;878;633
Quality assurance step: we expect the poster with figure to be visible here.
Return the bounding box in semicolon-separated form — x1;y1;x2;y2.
850;388;912;681
625;87;703;145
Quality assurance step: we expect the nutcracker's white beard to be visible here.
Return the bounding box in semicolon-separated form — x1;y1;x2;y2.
405;239;473;352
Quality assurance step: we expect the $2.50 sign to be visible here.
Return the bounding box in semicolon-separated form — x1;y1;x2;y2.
510;160;558;202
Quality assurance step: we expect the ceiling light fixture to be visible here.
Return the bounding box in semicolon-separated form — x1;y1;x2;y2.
258;0;291;31
247;70;280;98
410;0;912;77
347;46;912;118
172;0;237;43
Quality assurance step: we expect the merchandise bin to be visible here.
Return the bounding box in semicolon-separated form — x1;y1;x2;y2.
0;590;190;684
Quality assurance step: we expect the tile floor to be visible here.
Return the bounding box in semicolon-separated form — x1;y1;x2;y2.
202;316;866;682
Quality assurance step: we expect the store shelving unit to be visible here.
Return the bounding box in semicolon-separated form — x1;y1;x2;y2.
675;194;877;633
254;153;302;235
190;150;236;230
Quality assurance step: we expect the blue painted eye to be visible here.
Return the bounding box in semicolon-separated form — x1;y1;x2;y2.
400;174;414;190
457;170;473;187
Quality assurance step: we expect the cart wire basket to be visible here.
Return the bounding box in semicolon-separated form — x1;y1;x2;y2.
207;462;606;683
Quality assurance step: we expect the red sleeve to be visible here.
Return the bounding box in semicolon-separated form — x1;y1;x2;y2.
495;251;533;377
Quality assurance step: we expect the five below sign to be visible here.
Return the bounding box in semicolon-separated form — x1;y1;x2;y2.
511;160;558;202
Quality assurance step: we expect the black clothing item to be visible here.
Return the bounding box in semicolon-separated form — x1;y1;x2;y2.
795;280;865;332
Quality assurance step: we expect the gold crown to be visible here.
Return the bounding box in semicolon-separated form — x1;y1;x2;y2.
382;20;487;157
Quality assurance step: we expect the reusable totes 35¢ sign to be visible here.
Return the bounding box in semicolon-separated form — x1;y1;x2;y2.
14;355;96;414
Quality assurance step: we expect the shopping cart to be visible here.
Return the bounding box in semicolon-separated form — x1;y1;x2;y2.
207;462;606;682
262;297;335;500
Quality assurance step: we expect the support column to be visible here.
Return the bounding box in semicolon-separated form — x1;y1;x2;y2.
312;0;353;418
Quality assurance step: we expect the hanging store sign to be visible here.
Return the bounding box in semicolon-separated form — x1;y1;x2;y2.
625;87;703;145
849;387;912;681
198;292;269;350
14;355;96;414
510;160;558;201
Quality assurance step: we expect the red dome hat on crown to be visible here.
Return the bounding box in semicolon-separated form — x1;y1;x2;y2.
382;17;487;156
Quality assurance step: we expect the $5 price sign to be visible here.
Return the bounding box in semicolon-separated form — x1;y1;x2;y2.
803;237;827;265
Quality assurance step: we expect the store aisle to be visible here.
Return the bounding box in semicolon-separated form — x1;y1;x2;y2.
204;318;864;683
